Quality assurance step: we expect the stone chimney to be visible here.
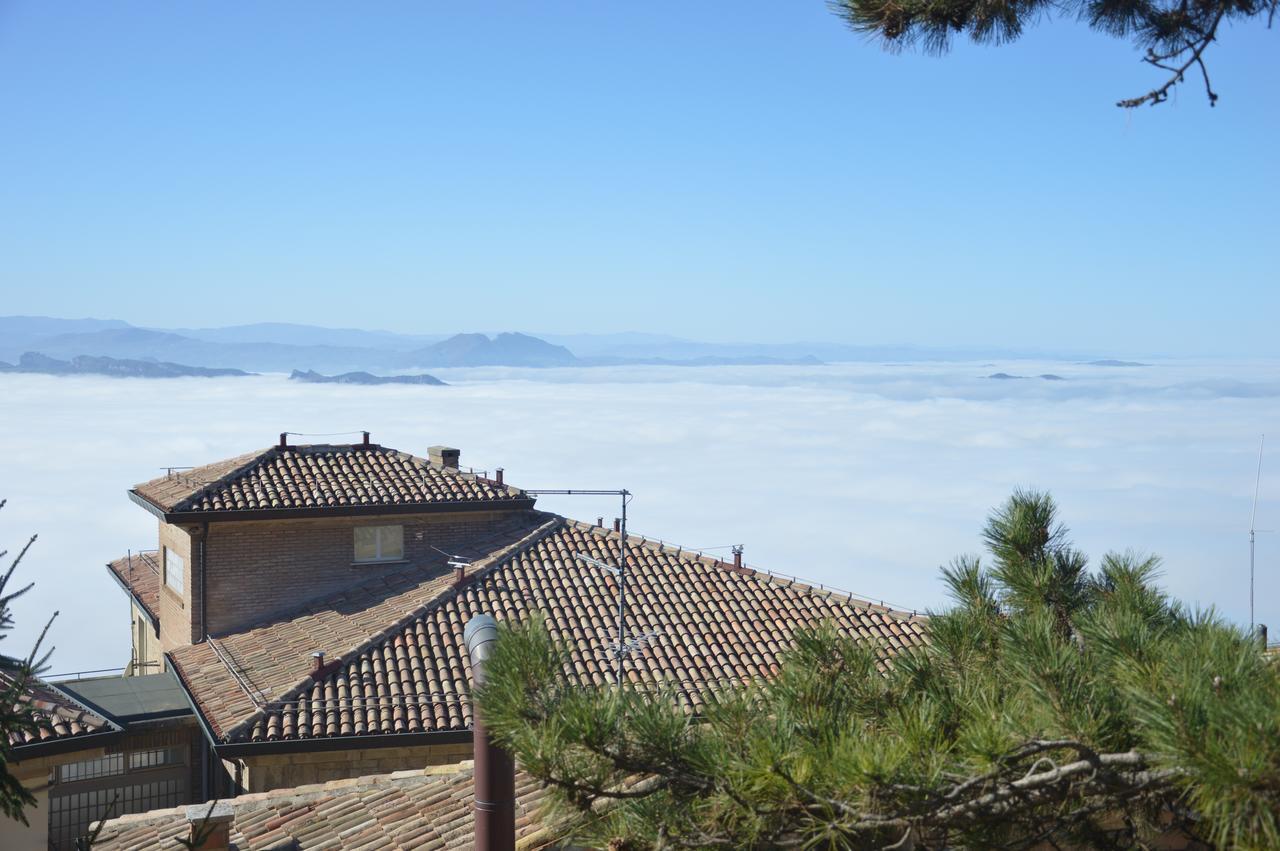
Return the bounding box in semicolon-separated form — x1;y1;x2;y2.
186;801;233;851
429;445;461;469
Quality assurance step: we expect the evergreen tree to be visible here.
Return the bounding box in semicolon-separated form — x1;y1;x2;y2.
0;500;55;826
828;0;1276;108
480;490;1280;849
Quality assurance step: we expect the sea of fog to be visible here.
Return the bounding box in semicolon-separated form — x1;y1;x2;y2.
1;359;1277;673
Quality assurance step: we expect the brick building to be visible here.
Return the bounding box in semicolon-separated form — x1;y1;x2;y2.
102;434;925;805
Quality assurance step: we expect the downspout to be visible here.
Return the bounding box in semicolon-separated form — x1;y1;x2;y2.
198;522;208;646
464;614;515;851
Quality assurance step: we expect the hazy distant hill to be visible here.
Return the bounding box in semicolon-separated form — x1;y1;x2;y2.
0;315;131;352
0;352;250;378
537;333;1066;364
172;322;445;351
0;319;579;371
3;326;391;373
290;369;446;386
401;332;578;368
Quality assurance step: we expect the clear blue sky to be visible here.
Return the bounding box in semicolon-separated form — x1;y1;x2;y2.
1;2;1275;354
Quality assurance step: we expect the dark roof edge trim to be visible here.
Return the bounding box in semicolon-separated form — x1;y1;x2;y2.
135;495;537;524
43;681;127;732
214;728;472;758
11;728;124;762
164;651;228;752
128;489;168;520
105;561;160;631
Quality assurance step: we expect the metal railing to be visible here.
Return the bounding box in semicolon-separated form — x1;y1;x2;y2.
47;667;127;682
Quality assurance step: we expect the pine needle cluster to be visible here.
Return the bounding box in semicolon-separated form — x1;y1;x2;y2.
479;489;1280;850
0;499;56;825
828;0;1277;107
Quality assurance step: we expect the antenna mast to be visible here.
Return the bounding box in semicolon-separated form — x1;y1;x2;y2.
525;488;634;685
1250;435;1265;630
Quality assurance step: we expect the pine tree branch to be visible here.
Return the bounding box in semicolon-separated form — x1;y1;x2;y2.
1116;6;1226;108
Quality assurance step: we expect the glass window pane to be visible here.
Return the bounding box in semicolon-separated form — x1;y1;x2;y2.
354;527;378;562
379;526;404;559
164;548;184;594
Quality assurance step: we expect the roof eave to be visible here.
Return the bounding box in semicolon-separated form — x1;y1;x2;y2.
10;727;125;762
213;727;473;758
105;561;160;631
128;489;170;520
156;497;537;524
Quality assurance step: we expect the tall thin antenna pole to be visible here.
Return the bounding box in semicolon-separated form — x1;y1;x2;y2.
616;492;629;685
524;487;635;686
1250;434;1265;631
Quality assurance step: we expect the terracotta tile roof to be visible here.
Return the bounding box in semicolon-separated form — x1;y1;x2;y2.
174;513;927;744
168;513;561;740
131;443;527;517
106;550;161;624
7;675;117;748
90;762;556;850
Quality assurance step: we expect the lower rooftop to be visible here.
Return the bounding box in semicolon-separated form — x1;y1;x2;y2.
162;509;927;747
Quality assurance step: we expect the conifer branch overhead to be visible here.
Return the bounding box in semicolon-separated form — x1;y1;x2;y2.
0;500;57;826
829;0;1277;107
480;490;1280;849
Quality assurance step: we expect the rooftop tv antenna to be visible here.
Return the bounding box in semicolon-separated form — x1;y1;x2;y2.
1250;435;1266;630
524;488;634;684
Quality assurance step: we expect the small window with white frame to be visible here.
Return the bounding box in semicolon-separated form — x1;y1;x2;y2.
353;525;404;563
164;547;184;595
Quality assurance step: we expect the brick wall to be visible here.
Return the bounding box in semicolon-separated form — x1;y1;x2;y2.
201;511;514;638
236;740;474;792
156;522;197;653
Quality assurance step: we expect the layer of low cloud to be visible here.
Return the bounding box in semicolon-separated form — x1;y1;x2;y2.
1;359;1276;673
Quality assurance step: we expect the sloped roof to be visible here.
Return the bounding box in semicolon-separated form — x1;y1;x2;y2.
90;762;556;850
168;513;558;740
171;513;927;745
130;443;528;519
106;550;161;625
7;675;119;750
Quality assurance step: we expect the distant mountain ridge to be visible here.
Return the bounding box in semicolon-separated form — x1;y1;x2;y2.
399;332;576;368
0;315;1113;373
290;369;446;386
0;352;251;378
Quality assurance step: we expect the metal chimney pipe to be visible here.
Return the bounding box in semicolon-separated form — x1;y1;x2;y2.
464;614;515;851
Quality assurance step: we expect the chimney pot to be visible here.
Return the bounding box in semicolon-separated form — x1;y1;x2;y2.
429;445;461;469
732;545;743;570
186;801;234;851
278;432;289;450
613;518;621;533
311;651;325;676
362;431;371;447
597;516;604;528
495;467;504;486
454;565;466;585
